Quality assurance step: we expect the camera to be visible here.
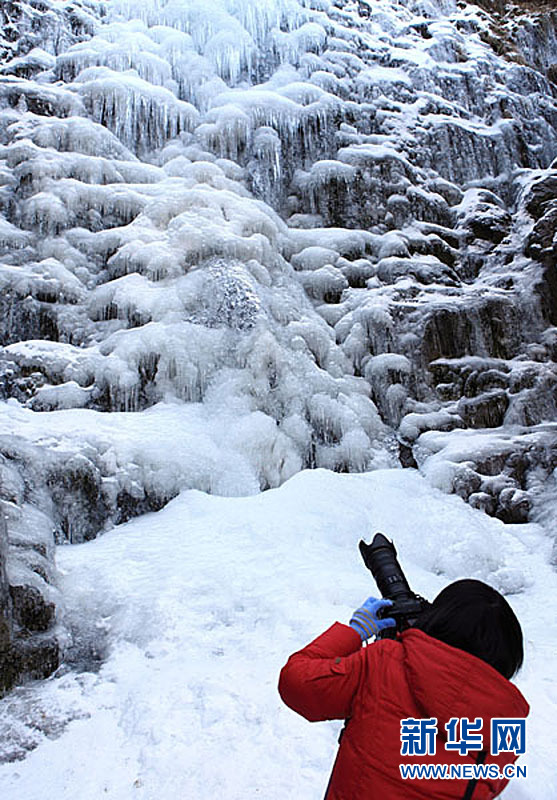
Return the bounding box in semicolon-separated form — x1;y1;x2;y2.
359;533;430;637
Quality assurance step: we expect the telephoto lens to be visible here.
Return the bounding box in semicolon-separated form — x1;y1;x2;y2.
358;533;413;602
359;533;431;636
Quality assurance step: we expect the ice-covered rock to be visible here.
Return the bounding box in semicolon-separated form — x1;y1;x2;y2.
0;501;59;695
0;0;556;691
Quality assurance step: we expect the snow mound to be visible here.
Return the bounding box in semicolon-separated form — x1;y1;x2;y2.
0;469;555;799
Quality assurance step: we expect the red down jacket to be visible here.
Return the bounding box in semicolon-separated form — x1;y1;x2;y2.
279;623;529;800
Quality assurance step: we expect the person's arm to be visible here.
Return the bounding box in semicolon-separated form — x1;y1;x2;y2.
278;622;364;721
278;597;395;722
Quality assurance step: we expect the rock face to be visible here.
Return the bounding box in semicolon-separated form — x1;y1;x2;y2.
0;0;556;689
0;512;12;668
0;503;59;695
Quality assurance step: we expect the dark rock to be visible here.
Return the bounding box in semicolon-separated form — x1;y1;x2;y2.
398;440;418;469
413;234;459;268
428;359;469;388
0;512;12;658
0;292;61;347
464;368;509;396
509;366;538;393
476;300;521;360
435;381;461;400
422;308;474;363
453;467;482;499
471;0;506;17
541;327;557;360
537;263;557;326
9;584;56;633
46;455;110;543
475;369;510;393
463;370;480;397
377;256;459;286
339;259;375;288
468;491;497;515
458;390;509;428
524;173;557;220
115;486;178;525
504;451;528;487
497;487;531;523
11;634;59;682
467;205;512;244
0;506;59;696
422;299;520;365
525;178;557;323
473;451;509;477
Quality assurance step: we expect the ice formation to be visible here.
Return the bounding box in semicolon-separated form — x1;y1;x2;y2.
0;0;556;697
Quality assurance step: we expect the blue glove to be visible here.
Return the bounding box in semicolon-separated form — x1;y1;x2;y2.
349;596;396;641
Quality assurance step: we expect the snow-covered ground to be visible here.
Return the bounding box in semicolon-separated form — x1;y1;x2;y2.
1;468;555;799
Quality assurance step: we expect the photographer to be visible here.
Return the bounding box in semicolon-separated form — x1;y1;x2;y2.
278;578;529;799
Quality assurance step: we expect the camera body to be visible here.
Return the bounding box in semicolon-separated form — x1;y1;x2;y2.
359;533;430;637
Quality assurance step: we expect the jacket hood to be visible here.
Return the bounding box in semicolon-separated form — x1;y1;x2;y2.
401;629;529;748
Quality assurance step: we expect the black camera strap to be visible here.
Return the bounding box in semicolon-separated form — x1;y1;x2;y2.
323;720;350;799
462;750;487;800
